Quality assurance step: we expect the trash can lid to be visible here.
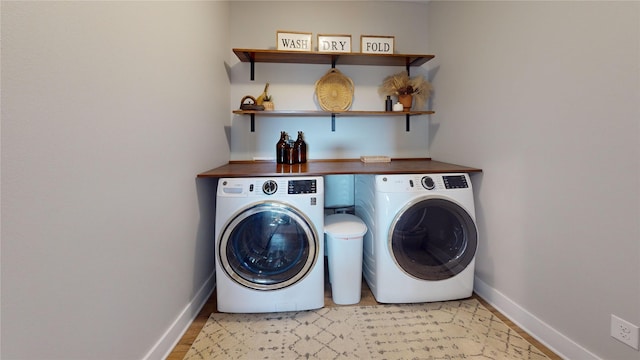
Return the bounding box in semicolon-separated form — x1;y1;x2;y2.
324;214;367;237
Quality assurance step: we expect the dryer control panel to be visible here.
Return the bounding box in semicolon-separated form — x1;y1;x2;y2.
443;175;469;189
419;175;469;190
378;173;471;193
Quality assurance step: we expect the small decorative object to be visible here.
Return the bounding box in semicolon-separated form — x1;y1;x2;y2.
317;34;352;53
255;83;274;110
379;70;432;111
239;95;265;111
262;95;274;111
385;95;393;111
287;139;296;165
315;68;354;111
294;131;307;163
360;155;391;163
276;131;289;164
393;102;404;111
277;31;312;51
255;83;270;105
398;94;412;111
360;35;394;54
276;130;307;164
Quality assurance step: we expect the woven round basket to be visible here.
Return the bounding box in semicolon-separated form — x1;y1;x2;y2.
315;68;354;111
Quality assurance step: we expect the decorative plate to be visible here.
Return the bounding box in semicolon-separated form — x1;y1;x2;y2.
315;68;354;111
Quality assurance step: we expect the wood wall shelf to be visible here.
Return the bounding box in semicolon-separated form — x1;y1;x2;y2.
232;110;434;116
233;48;435;80
232;110;435;132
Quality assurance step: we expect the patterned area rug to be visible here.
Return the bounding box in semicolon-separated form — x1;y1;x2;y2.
183;298;550;360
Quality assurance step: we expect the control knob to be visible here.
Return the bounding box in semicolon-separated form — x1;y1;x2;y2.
421;176;435;190
262;180;278;195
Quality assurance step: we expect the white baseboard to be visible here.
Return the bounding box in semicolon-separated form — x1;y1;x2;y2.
474;276;600;360
143;271;216;360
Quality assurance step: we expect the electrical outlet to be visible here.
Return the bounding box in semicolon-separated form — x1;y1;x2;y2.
611;314;640;350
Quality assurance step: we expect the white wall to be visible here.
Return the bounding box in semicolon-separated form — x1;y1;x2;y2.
1;2;229;359
228;1;433;161
428;2;640;359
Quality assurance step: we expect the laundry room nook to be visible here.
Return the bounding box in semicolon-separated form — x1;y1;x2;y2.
201;16;487;318
190;7;511;352
191;2;571;359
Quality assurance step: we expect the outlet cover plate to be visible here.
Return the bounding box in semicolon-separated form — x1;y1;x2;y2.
611;314;639;350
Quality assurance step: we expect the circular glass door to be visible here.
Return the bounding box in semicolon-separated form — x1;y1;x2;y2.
389;198;477;281
219;201;319;290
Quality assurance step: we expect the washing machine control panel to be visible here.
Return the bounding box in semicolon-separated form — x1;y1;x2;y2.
256;179;319;195
288;179;317;194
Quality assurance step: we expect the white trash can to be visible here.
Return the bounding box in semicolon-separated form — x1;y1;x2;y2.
324;213;367;305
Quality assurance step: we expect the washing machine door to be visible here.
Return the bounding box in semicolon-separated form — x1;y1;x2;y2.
219;201;319;290
389;198;477;281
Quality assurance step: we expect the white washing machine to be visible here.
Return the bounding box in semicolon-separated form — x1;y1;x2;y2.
355;173;478;303
215;176;324;313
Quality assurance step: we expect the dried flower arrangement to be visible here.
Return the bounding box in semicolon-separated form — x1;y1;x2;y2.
379;71;432;109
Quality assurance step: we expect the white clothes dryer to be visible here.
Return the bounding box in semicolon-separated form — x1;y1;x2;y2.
355;173;478;303
215;176;324;313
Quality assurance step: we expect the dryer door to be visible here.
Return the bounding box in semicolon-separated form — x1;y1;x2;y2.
389;198;477;281
219;201;319;290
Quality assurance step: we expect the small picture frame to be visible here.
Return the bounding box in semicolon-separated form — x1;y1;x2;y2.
276;31;313;52
360;35;395;54
317;34;352;53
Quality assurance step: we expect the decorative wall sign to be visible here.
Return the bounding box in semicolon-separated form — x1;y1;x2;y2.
317;34;352;53
360;35;395;54
277;31;313;52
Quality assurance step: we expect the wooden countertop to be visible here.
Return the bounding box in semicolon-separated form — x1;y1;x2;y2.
197;158;482;178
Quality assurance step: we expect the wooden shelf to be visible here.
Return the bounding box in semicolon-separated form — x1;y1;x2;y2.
197;158;482;178
233;110;435;132
233;48;434;67
233;48;434;80
232;110;434;116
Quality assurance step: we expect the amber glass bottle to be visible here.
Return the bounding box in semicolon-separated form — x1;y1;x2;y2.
294;131;307;163
287;140;296;165
276;131;289;164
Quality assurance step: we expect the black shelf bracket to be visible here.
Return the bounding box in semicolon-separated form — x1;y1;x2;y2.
406;58;422;76
406;114;410;132
250;114;255;132
331;113;336;131
245;51;255;81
